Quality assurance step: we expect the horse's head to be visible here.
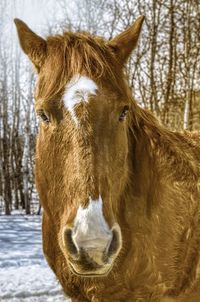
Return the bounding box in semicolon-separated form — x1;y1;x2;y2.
15;17;144;277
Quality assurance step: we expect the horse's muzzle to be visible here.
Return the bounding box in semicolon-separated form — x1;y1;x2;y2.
62;224;122;276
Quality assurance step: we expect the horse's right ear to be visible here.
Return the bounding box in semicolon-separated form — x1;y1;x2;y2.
14;19;47;72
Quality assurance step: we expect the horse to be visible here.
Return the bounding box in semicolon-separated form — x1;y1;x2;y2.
14;16;200;302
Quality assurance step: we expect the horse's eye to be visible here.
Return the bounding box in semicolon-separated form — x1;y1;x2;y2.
119;105;129;121
37;110;50;124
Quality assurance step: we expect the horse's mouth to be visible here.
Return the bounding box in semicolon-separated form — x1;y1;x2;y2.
68;262;112;278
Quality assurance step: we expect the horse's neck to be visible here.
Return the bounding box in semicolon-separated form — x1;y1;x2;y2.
125;114;200;291
127;118;184;219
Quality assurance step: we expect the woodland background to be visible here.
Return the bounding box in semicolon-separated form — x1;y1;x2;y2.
0;0;200;215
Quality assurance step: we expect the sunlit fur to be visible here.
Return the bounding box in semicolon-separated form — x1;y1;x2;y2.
15;17;200;302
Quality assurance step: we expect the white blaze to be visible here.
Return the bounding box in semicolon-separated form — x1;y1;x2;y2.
63;74;98;123
72;196;112;250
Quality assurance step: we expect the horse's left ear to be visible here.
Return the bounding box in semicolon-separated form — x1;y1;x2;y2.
14;18;47;72
109;16;145;64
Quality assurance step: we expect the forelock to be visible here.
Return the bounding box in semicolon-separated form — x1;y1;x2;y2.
36;32;120;100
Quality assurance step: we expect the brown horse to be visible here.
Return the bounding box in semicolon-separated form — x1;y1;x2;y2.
14;16;200;302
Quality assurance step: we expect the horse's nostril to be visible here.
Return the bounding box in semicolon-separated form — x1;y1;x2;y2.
107;225;122;257
63;227;78;257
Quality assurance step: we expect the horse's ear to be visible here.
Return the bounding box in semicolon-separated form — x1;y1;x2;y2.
109;16;145;64
14;19;47;72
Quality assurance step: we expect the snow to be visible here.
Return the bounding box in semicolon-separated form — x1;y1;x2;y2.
0;215;70;302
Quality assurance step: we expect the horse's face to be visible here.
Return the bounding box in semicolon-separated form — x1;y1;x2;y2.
15;17;144;277
35;74;129;276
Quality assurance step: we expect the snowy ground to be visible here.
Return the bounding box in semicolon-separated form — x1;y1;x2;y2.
0;215;69;302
